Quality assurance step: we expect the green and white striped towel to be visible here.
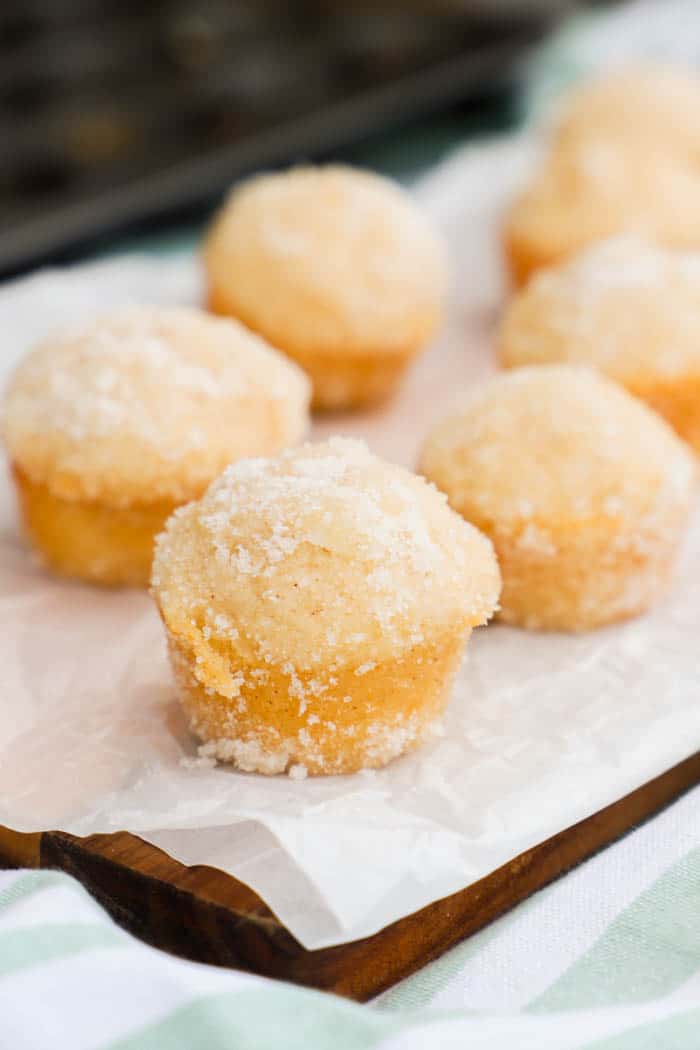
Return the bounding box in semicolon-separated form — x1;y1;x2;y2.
2;779;698;1049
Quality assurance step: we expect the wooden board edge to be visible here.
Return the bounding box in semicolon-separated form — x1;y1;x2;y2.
1;749;698;1001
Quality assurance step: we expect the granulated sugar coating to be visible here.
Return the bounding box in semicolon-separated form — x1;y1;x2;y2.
420;366;695;632
3;305;310;507
152;438;500;775
2;305;310;586
499;237;700;454
204;165;448;409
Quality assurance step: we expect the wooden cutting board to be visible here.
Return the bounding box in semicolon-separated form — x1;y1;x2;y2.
1;749;698;1002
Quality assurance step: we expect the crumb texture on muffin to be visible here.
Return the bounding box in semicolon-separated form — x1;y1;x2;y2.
152;437;500;774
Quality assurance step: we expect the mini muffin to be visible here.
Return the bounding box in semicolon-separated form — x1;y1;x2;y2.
3;306;310;586
499;237;700;454
552;66;700;156
151;438;500;776
419;367;695;632
204;165;448;410
504;138;700;287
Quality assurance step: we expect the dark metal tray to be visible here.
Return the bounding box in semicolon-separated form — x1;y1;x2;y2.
0;1;546;276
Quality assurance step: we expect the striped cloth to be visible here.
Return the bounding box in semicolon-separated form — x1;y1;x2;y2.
2;780;698;1049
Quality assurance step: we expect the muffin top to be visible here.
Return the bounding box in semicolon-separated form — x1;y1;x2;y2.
204;165;448;357
152;437;500;673
500;237;700;381
552;65;700;154
419;366;695;529
3;306;310;506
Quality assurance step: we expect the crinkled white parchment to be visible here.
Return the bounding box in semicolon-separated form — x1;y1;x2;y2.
1;137;698;950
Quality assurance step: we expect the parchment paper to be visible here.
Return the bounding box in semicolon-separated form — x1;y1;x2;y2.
1;137;698;950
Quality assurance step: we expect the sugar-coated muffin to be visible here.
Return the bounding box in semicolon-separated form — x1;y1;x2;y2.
419;367;695;632
151;438;500;776
203;165;448;410
3;306;310;586
499;237;700;454
552;66;700;155
504;138;700;287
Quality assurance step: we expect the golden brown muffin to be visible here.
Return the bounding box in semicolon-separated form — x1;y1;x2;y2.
203;165;448;410
504;138;700;287
3;306;310;586
552;65;700;155
499;236;700;454
419;366;695;632
151;438;500;776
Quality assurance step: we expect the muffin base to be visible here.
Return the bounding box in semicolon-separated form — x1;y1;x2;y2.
503;225;574;290
491;509;688;632
207;287;416;411
13;466;176;587
287;345;415;412
165;627;469;775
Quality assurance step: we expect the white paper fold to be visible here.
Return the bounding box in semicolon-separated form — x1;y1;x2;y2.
1;137;698;950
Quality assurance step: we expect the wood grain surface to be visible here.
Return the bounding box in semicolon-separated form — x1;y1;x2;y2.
1;750;698;1001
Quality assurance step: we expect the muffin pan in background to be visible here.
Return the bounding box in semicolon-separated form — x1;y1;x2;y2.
0;0;551;277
